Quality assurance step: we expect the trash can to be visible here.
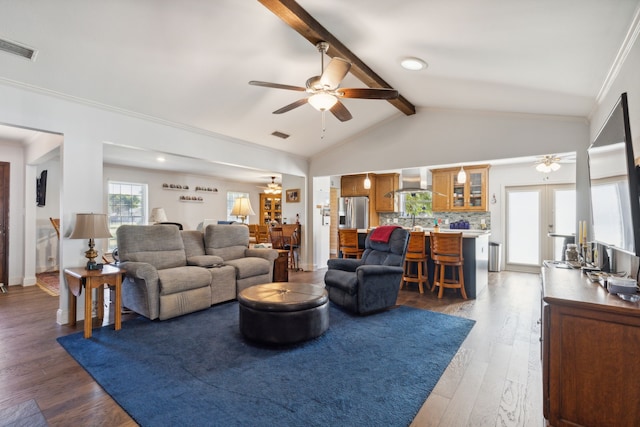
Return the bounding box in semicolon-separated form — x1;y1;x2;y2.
489;241;502;272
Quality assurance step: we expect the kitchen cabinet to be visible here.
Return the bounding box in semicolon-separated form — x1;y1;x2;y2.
541;265;640;427
259;193;281;225
374;173;399;212
341;174;369;197
431;165;489;211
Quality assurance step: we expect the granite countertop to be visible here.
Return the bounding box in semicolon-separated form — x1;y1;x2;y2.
421;228;491;238
361;227;490;238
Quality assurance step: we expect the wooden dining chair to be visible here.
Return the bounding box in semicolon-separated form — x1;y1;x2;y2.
50;217;60;240
430;232;467;299
338;228;363;259
255;225;270;243
401;231;428;293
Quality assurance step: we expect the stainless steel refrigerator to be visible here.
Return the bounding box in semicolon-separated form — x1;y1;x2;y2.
339;197;369;229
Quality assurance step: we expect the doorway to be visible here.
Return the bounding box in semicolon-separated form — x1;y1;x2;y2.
505;184;576;272
0;162;9;292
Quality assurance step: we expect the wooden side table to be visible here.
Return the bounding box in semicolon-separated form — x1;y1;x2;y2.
273;250;289;282
64;264;123;338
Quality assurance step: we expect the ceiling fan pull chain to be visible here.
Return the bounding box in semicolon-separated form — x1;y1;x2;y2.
321;111;327;139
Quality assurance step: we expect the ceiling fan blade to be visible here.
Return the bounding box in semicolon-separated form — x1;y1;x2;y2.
320;58;351;90
273;98;308;114
330;100;353;122
249;81;306;92
339;87;399;99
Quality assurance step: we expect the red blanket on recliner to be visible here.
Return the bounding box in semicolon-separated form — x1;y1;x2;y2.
370;225;402;243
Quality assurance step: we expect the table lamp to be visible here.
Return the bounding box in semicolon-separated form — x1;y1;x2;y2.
150;207;168;224
69;213;112;270
230;197;255;223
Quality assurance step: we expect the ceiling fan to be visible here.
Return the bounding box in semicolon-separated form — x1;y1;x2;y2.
534;154;563;173
249;41;399;122
259;176;282;194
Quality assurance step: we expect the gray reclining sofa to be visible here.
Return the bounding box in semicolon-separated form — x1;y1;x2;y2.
117;224;278;320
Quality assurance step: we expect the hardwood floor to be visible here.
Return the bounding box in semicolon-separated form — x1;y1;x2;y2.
0;270;543;426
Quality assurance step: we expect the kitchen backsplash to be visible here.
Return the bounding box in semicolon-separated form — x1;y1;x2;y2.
379;211;491;230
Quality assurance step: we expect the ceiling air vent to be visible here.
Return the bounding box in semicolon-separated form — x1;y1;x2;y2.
271;131;290;139
0;38;37;61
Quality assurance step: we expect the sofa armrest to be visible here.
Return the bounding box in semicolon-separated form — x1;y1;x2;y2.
327;258;362;272
119;261;161;319
245;248;278;262
120;261;159;281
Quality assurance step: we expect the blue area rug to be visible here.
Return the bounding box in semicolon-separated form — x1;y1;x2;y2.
58;302;475;426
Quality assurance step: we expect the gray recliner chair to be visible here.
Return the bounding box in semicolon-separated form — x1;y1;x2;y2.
324;227;410;315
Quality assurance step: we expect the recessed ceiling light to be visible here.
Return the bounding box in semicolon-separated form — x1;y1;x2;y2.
400;57;428;71
156;156;165;162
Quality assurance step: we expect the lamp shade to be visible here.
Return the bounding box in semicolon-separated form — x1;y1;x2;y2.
231;197;255;223
150;207;168;223
308;93;338;111
68;213;112;239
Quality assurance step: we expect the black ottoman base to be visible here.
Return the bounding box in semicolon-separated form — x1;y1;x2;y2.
238;282;330;345
239;302;329;344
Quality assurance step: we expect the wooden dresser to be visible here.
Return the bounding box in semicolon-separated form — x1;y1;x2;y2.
541;265;640;426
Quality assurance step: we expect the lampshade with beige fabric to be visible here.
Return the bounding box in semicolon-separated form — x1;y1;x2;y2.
230;197;255;223
68;213;112;270
149;207;168;223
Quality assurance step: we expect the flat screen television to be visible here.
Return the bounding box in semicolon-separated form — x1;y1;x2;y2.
587;92;640;256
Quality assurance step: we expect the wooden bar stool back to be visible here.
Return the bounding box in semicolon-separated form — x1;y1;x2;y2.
430;232;467;299
338;228;363;259
401;231;428;293
282;224;300;271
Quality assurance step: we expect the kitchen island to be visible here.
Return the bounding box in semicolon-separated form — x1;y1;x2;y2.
351;228;490;298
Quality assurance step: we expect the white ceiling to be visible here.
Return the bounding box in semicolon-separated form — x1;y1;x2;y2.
0;0;638;181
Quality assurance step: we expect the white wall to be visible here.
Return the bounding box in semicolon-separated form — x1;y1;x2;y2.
103;164;262;231
310;108;588;177
312;176;331;271
35;157;61;273
588;27;640;277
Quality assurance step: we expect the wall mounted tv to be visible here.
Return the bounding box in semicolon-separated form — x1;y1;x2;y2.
36;170;47;207
587;92;640;256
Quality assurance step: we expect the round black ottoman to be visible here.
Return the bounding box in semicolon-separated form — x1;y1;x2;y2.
238;282;329;344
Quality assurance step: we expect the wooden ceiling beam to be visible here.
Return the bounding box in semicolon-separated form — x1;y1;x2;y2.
258;0;416;116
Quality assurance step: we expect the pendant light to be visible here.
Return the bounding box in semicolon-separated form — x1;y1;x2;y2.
457;166;466;184
363;173;371;190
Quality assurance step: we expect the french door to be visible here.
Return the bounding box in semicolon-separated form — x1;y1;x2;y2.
505;184;575;273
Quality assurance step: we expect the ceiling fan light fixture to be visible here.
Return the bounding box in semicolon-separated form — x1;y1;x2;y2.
400;57;428;71
308;93;338;111
263;176;282;194
535;155;562;173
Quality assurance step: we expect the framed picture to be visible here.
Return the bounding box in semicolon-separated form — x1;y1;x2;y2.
286;189;300;203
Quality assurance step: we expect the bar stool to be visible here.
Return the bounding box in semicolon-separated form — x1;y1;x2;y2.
338;228;364;259
401;231;428;293
430;232;467;299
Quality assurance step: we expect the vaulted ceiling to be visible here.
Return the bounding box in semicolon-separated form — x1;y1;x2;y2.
1;0;638;181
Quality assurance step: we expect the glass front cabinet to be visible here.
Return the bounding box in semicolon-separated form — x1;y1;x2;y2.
432;165;489;211
259;193;282;224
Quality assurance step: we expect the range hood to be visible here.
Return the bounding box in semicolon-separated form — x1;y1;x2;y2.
385;168;432;197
